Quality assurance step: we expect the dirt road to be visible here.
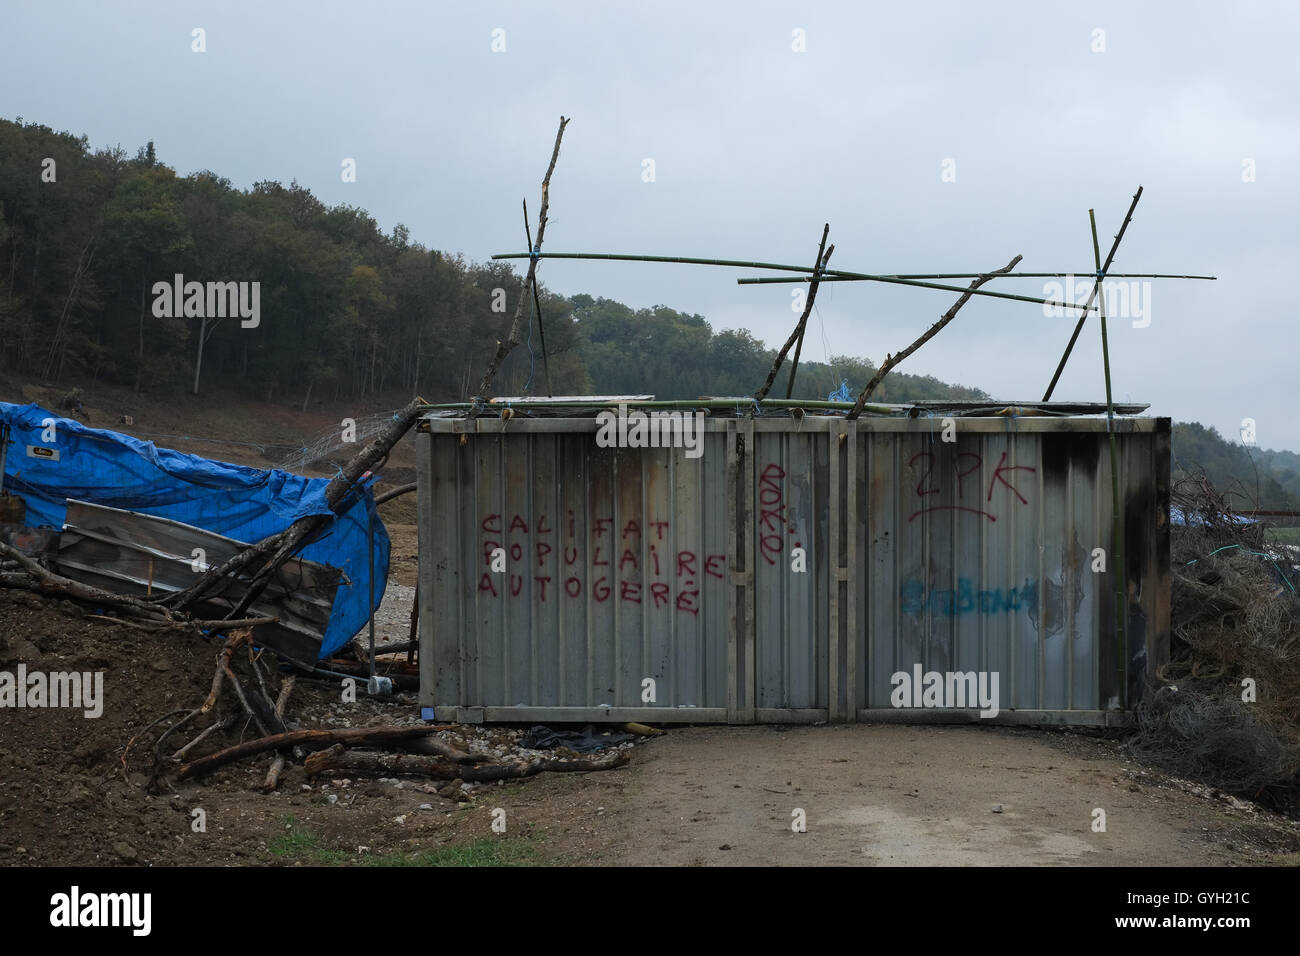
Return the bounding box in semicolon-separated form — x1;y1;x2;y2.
509;724;1300;866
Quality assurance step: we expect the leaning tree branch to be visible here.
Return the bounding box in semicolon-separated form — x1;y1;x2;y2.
846;254;1023;419
472;116;569;408
753;224;833;408
168;395;428;619
523;198;553;397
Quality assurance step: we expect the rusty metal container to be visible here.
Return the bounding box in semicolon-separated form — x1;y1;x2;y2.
416;411;1169;726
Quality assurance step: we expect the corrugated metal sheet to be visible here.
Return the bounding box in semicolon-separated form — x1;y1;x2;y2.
57;499;342;662
418;414;1170;726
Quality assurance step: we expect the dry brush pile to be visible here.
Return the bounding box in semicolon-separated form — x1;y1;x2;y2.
1129;471;1300;812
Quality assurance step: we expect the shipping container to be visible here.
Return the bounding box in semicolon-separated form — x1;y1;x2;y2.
416;410;1169;726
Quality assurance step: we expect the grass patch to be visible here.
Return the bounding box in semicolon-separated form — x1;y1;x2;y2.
1268;527;1300;545
390;839;538;867
267;816;539;867
267;818;350;865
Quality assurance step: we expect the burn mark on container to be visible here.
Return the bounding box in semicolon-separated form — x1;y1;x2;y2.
1041;433;1101;490
1124;484;1154;705
1041;531;1087;638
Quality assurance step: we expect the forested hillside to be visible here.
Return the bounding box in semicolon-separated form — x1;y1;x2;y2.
569;295;990;403
0;117;986;407
1172;422;1300;511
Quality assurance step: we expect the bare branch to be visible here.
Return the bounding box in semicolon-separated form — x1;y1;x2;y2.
846;254;1022;419
473;116;570;406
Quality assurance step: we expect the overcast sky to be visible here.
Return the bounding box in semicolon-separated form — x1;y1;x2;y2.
5;1;1296;450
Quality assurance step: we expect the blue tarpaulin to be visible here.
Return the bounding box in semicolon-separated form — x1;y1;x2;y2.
0;402;388;658
1171;506;1258;527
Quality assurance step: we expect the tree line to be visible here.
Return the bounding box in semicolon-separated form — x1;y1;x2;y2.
1172;422;1300;512
0;117;990;409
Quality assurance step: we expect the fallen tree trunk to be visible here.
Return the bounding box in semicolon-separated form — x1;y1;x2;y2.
304;744;629;780
405;735;489;762
176;724;454;780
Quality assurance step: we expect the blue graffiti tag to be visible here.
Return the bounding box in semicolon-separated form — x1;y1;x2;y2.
901;577;1038;617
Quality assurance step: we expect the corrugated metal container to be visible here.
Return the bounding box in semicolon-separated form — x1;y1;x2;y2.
417;412;1169;726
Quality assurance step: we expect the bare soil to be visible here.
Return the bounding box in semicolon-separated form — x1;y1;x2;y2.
3;590;1299;867
596;725;1300;866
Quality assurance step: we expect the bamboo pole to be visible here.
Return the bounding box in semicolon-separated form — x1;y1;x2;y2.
1042;186;1144;400
493;252;1097;313
420;397;901;414
1092;208;1127;707
737;271;1215;284
492;251;819;273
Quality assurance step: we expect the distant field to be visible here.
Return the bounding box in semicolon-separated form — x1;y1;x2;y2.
1268;526;1300;545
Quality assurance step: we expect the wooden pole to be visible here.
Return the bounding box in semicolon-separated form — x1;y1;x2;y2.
473;117;569;407
1092;208;1127;706
1042;186;1143;400
754;224;832;407
523;198;553;397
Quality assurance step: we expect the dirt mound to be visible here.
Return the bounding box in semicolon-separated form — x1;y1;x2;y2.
0;587;631;866
0;589;218;864
0;589;451;866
